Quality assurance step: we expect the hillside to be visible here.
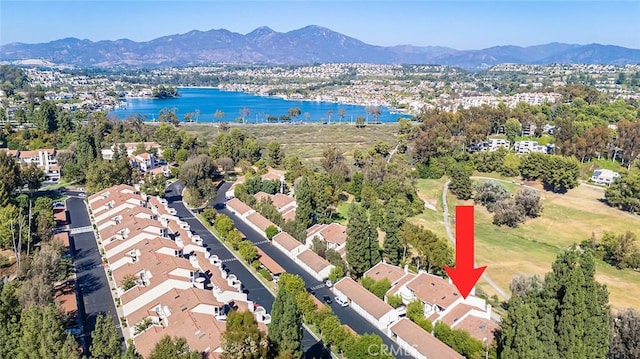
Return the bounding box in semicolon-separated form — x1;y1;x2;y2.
2;25;639;70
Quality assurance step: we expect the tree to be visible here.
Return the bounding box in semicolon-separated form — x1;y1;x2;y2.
269;284;303;358
147;336;201;359
214;214;235;238
294;176;315;228
498;248;610;359
505;118;522;144
311;236;327;258
492;199;524;227
85;160;131;193
37;100;58;133
221;310;268;359
328;266;344;283
345;204;381;277
239;107;251;123
605;172;640;213
515;188;543;218
609;308;640;359
362;277;391;299
474;181;510;212
383;232;402;265
400;222;453;275
601;231;639;269
158;107;179;125
407;300;433;332
0;150;21;201
266;141;285;167
346;334;393;359
140;173;167;197
288;107;301;121
238;240;258;263
90;314;122;359
355;115;366;128
21;163;45;193
449;164;472;200
543;155;580;193
266;225;279;240
178;154;218;206
213;109;225;122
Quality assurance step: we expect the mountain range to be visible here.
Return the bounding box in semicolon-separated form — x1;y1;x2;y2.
1;25;639;70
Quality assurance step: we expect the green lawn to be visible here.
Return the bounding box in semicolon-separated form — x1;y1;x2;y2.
409;177;640;309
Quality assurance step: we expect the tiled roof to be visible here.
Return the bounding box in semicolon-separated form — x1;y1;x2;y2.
365;262;406;284
273;232;304;252
296;249;332;274
406;273;460;309
389;318;464;359
454;315;499;343
320;223;347;245
334;277;394;320
226;198;253;216
246;212;275;232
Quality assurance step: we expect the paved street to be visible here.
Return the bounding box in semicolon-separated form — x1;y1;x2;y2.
66;194;124;355
212;182;411;359
164;182;332;359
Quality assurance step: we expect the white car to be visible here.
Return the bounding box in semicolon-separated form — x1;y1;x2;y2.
334;296;349;307
325;279;333;288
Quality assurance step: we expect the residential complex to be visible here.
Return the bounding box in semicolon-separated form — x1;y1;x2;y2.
87;184;272;358
1;148;61;182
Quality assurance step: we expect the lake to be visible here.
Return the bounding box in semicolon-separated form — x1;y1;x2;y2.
110;87;410;123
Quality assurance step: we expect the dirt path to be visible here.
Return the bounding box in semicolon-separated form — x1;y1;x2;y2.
443;180;511;300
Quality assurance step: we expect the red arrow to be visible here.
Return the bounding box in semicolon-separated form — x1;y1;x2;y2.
444;205;486;299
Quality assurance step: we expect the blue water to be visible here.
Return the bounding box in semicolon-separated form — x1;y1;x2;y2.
110;87;410;123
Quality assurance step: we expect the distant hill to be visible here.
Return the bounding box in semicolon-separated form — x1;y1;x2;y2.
1;25;639;70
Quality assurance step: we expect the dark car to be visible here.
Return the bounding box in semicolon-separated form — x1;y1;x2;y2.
323;295;332;304
306;287;315;295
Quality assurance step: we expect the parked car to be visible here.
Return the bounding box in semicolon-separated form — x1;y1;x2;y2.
335;296;349;307
325;279;333;288
306;287;315;295
323;295;332;304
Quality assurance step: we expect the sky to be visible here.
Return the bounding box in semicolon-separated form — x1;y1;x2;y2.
1;1;639;50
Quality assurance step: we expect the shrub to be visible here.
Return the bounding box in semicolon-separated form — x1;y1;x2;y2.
474;181;509;212
387;294;404;309
259;269;273;281
121;274;137;291
492;199;524;227
265;225;279;240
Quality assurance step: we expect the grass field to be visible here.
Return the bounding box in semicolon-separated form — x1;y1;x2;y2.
184;123;399;160
410;176;640;310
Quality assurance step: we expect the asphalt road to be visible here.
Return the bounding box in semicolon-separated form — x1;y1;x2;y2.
66;193;124;355
210;182;411;359
164;182;332;359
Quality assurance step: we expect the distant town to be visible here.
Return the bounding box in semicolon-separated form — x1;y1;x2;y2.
1;63;640;124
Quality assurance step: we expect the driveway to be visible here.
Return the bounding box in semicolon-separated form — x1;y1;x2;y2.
66;195;124;355
164;182;331;359
212;182;411;359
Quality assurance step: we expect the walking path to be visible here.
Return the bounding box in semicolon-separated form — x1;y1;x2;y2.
442;180;511;301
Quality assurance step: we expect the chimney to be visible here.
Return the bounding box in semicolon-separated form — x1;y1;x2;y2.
404;264;409;274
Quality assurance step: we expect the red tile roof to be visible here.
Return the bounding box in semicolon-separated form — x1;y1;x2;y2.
365;262;406;284
406;273;461;309
334;277;394;320
389;318;464;359
296;249;332;274
273;232;304;252
226;198;253;216
246;212;275;232
454;315;499;343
